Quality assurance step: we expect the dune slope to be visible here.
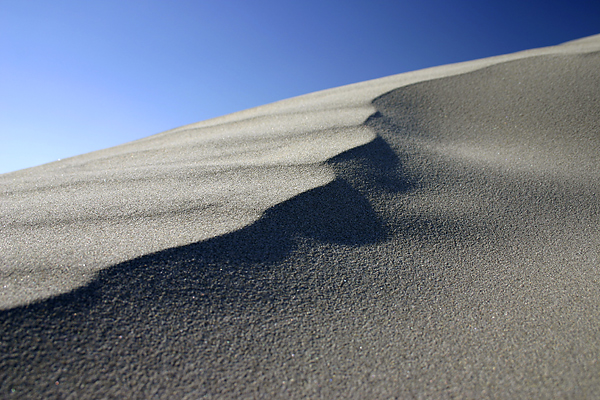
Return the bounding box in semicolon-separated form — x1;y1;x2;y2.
1;35;600;398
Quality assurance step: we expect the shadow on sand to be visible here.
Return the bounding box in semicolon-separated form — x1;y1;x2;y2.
0;115;416;397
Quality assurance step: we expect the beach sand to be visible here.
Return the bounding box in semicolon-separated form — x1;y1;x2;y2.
1;34;600;398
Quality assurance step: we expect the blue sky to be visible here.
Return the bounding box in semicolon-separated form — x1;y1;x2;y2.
1;0;599;174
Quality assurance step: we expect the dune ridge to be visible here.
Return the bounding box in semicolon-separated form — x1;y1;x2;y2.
1;34;600;398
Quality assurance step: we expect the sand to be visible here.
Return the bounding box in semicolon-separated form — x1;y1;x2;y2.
1;34;600;398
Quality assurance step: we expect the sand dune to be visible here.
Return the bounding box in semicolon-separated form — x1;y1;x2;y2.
1;35;600;398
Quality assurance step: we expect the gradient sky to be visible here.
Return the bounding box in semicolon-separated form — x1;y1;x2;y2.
1;0;599;174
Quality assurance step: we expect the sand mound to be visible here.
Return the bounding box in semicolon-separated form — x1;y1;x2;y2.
1;35;600;398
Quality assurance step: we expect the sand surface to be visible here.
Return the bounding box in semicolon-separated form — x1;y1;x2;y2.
1;35;600;398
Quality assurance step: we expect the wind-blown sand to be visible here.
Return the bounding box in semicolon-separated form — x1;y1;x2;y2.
1;35;600;398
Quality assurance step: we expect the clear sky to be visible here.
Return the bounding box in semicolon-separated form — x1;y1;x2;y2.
1;0;599;174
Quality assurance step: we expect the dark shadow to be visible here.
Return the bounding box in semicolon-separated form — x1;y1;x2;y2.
0;115;418;398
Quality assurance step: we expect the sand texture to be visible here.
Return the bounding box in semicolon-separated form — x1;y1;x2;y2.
1;35;600;398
